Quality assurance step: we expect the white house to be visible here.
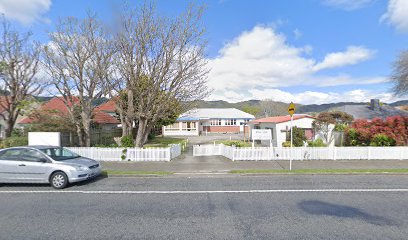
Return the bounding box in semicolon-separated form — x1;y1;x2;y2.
248;114;335;147
163;108;255;136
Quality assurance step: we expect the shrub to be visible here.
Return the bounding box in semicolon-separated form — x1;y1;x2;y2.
120;135;134;148
286;126;306;147
0;136;28;148
217;140;251;147
282;141;291;147
307;139;327;147
370;134;396;146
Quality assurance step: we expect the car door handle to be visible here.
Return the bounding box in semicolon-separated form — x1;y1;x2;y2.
18;164;26;167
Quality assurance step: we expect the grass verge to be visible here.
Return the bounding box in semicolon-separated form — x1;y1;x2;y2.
144;136;187;149
102;170;173;176
229;169;408;174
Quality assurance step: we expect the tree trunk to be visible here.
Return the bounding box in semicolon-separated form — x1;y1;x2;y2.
135;118;151;147
82;118;91;147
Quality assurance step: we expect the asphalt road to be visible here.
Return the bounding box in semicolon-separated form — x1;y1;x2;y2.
1;175;408;240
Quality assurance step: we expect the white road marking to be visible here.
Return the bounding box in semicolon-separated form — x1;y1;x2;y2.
0;189;408;194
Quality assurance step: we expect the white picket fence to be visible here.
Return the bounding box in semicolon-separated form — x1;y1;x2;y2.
193;144;408;161
67;144;182;162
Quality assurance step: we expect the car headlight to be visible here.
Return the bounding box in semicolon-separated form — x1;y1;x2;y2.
74;166;89;171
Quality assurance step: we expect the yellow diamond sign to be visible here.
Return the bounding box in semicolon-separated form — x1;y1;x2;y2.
288;102;295;116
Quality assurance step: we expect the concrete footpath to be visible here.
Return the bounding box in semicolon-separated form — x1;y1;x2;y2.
101;147;408;173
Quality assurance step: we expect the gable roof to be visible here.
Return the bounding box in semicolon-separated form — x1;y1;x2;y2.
178;108;255;120
96;99;117;112
19;96;120;125
92;110;120;124
250;114;314;124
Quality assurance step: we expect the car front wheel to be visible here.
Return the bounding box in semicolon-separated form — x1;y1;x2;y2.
50;172;69;189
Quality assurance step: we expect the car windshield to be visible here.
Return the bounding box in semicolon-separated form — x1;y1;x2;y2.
40;147;80;161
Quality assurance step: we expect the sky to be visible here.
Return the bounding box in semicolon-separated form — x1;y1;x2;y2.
0;0;407;104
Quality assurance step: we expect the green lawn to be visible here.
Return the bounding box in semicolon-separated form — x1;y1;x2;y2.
144;137;187;149
230;169;408;174
215;140;252;147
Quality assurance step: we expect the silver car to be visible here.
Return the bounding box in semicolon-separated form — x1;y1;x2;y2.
0;146;102;189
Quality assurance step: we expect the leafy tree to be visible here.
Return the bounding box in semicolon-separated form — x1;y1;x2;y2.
286;126;306;147
313;111;353;145
242;104;260;116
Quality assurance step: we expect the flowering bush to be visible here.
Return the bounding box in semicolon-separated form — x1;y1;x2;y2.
345;116;407;146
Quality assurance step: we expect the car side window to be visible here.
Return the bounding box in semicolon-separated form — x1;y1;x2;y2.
20;149;47;162
0;149;24;161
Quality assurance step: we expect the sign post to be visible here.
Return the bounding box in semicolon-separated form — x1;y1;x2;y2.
288;102;296;171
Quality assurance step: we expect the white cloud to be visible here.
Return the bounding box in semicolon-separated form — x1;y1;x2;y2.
381;0;408;32
209;88;402;105
0;0;52;25
313;46;375;71
207;25;379;102
322;0;375;10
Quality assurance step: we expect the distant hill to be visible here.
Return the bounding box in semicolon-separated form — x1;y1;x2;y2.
193;99;408;117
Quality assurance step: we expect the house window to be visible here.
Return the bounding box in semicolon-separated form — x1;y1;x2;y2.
165;122;180;131
225;119;236;126
181;122;197;131
210;119;221;126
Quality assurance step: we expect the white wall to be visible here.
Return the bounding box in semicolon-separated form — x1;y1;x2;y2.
163;121;199;136
28;132;61;146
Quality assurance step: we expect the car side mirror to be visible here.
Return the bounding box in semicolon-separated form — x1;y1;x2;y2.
38;158;48;163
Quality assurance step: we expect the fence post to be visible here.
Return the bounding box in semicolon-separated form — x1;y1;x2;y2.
333;147;336;161
232;146;235;161
367;147;371;160
167;147;171;161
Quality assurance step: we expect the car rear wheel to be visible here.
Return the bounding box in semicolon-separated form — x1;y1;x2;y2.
50;172;69;189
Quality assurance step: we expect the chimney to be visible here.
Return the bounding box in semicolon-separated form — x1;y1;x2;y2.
370;99;380;111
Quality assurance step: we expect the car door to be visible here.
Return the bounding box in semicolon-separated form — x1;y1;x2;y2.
17;149;52;183
0;148;26;182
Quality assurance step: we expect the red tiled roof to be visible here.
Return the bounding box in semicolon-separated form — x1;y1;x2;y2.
19;97;80;124
250;115;314;124
96;99;117;112
20;96;120;125
92;110;120;124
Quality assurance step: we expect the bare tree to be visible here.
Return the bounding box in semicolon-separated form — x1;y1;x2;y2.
42;14;114;146
259;99;287;117
0;18;43;137
113;2;210;146
391;50;408;96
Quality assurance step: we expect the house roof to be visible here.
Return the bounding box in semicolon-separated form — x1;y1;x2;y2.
19;97;80;124
178;108;255;120
92;110;120;124
96;99;116;112
331;104;408;120
19;96;120;125
250;114;314;124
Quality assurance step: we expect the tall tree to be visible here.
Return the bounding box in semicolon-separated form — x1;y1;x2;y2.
312;111;353;145
113;2;209;147
0;18;43;137
43;14;115;146
391;50;408;96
